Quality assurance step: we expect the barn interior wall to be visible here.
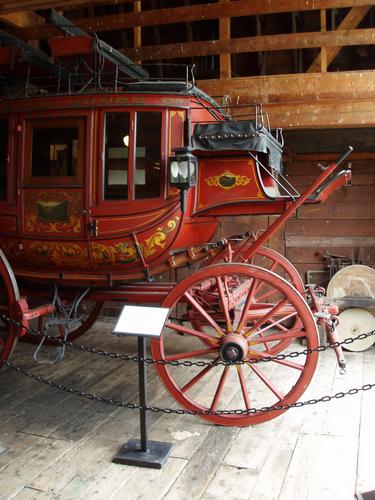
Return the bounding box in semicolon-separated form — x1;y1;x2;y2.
218;148;375;287
285;151;375;286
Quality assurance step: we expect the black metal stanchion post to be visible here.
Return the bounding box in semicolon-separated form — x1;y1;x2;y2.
138;335;148;452
112;305;174;469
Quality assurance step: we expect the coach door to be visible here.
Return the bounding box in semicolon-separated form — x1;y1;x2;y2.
19;113;89;242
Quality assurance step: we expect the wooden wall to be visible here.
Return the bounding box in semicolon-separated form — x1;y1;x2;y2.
285;152;375;285
218;149;375;287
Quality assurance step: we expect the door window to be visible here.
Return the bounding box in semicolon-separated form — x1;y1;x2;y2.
25;117;84;184
103;110;162;201
32;127;78;177
135;112;161;199
104;112;130;200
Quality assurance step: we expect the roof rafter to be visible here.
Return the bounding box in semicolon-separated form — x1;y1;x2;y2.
0;0;134;15
307;5;372;72
122;28;375;61
0;11;44;28
15;0;375;40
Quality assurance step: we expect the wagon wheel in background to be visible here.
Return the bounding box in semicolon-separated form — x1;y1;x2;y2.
196;246;305;353
202;245;305;295
20;298;104;346
243;246;305;295
0;250;21;366
151;263;318;427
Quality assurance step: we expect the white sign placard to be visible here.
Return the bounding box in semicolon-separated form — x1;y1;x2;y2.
113;305;170;338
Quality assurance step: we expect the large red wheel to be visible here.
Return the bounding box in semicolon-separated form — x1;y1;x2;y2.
0;250;20;367
151;263;318;427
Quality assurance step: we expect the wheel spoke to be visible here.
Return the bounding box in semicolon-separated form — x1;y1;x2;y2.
268;260;278;273
244;298;289;337
235;277;258;333
184;291;225;337
165;346;217;362
251;259;278;299
210;365;230;411
165;321;220;345
215;276;232;332
181;361;217;393
255;287;282;303
247;362;285;400
252;311;298;337
237;365;251;410
250;328;306;345
273;358;305;371
249;350;305;371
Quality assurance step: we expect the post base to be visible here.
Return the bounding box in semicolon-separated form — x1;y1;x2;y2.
113;439;174;469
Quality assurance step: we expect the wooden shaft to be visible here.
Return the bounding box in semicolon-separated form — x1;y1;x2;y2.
239;147;353;261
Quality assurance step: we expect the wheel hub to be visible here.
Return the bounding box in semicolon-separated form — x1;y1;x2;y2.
219;333;248;363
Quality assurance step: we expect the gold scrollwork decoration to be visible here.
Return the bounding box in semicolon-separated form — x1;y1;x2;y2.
92;242;138;265
25;191;82;234
141;216;180;258
26;241;90;269
170;110;184;120
205;171;251;190
92;216;180;265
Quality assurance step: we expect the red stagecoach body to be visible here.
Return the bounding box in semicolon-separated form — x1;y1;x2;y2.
0;21;353;426
0;89;295;284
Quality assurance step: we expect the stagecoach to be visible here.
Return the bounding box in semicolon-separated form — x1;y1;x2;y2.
0;11;352;426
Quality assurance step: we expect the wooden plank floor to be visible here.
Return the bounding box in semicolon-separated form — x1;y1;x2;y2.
0;317;374;500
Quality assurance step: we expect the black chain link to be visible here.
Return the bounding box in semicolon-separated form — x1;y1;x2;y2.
3;358;374;416
1;312;375;368
2;311;375;416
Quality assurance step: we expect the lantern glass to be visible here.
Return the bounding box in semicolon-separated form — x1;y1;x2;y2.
170;161;179;179
169;151;197;188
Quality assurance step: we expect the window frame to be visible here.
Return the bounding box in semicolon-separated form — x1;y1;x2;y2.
23;116;86;186
103;110;131;202
134;110;163;200
98;107;167;211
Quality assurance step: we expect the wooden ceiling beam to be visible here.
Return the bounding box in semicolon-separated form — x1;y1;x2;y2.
219;0;231;79
198;71;375;127
16;0;375;40
122;28;375;62
262;98;375;128
307;6;372;72
199;71;375;104
0;0;134;15
198;71;375;129
0;11;44;28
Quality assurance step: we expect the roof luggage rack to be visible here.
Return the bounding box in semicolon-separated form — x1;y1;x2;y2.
46;9;149;84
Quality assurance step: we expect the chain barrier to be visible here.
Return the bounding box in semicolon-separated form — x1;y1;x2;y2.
3;358;375;416
1;311;375;368
1;311;375;415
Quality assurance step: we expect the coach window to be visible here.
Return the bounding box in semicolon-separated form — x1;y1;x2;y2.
104;112;130;200
135;112;161;199
0;119;8;201
26;117;84;184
